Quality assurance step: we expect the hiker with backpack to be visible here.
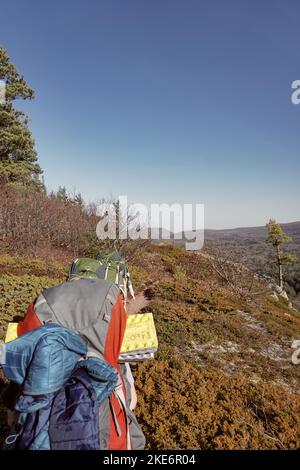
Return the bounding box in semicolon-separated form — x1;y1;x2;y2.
0;252;145;450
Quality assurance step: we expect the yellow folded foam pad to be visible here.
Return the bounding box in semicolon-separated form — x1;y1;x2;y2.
121;312;158;353
5;322;18;343
5;314;159;354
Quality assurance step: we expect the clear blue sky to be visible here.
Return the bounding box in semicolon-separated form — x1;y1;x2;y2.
1;0;299;228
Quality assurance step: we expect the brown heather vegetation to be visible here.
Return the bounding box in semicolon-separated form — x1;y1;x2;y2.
129;246;300;449
0;189;300;449
0;185;95;258
135;360;300;449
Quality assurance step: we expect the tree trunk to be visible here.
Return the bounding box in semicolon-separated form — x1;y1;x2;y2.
276;245;283;289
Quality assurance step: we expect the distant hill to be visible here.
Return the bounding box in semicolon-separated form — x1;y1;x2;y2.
205;221;300;242
165;221;299;245
204;222;300;309
170;222;300;309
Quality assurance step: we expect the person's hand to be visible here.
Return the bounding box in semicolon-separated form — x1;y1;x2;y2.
126;290;150;315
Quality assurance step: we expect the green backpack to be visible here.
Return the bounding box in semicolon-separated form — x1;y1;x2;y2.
69;251;135;299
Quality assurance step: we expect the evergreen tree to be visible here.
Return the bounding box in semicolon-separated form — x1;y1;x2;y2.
56;185;68;202
266;219;297;289
0;47;44;190
72;192;85;210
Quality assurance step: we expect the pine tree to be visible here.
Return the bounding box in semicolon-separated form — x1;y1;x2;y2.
72;192;85;210
266;219;297;289
0;47;44;191
56;185;68;201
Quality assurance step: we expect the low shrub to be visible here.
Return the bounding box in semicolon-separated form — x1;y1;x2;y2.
134;358;300;450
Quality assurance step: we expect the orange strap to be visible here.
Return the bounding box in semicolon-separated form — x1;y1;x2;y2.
17;302;42;336
104;294;129;450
